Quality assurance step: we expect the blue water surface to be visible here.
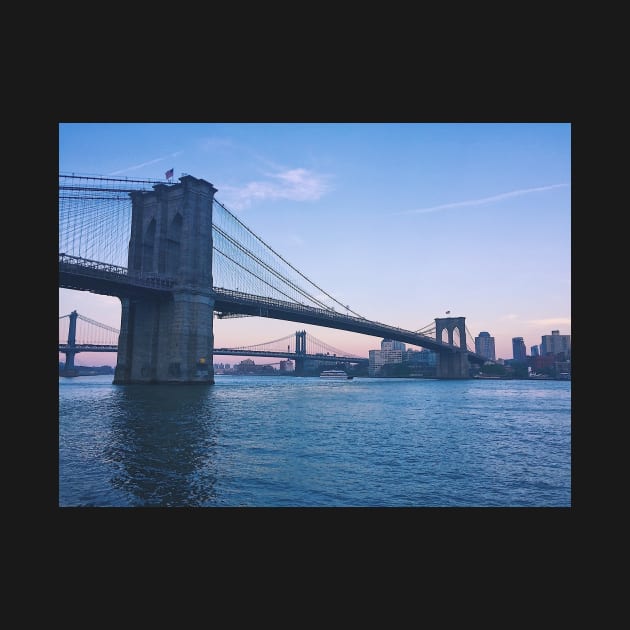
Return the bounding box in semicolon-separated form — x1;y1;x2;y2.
59;375;571;507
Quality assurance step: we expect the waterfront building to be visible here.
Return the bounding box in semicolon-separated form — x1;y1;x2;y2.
475;331;496;361
405;348;437;367
541;330;571;360
369;338;406;376
279;359;294;372
512;337;527;362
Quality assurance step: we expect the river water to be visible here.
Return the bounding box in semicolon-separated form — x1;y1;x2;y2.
58;375;571;507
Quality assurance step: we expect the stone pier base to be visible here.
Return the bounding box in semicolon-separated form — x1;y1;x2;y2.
114;292;215;384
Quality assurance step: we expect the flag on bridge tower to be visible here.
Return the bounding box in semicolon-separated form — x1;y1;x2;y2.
165;168;174;180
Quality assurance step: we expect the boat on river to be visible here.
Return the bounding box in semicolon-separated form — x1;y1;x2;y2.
320;369;353;380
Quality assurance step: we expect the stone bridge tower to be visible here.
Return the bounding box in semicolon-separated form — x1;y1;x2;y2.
435;316;470;379
114;175;217;384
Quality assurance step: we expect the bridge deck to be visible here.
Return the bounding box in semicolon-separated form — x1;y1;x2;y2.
59;256;487;364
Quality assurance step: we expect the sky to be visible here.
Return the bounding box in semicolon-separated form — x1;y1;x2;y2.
59;122;571;367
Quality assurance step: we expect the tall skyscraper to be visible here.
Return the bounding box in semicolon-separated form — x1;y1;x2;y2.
530;345;540;357
512;337;527;361
475;331;496;361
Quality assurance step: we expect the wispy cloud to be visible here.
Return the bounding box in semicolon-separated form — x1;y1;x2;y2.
499;314;571;328
398;183;569;215
220;168;333;211
108;151;183;176
526;317;571;327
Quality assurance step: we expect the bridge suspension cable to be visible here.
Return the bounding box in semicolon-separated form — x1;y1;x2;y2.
59;174;143;268
304;332;364;358
76;313;120;334
212;224;333;311
212;198;365;318
217;330;364;359
59;174;365;321
59;311;120;346
415;321;436;336
219;333;296;352
465;324;476;353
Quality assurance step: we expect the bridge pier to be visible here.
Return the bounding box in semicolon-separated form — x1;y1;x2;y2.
61;352;78;377
113;175;217;384
435;317;470;379
60;310;79;377
293;330;307;376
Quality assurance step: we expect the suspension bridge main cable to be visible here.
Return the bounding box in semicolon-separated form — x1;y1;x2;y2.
305;332;365;359
414;321;436;337
77;313;120;334
213;243;318;308
214;198;365;318
213;225;333;310
465;324;477;353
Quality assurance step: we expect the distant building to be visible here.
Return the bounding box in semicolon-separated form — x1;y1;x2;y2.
369;338;406;376
530;345;540;357
279;359;294;372
237;359;255;371
234;359;276;375
555;360;571;378
404;348;437;376
541;330;571;360
381;339;406;352
529;354;556;371
58;363;114;376
512;337;527;361
304;354;338;371
404;348;437;367
475;331;496;361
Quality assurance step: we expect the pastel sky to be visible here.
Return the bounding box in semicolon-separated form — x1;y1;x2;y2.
59;122;571;366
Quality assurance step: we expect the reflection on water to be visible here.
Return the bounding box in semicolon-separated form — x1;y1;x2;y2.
107;385;219;507
60;381;220;507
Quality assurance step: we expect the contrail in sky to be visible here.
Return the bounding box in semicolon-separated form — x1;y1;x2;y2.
109;152;183;175
399;183;569;215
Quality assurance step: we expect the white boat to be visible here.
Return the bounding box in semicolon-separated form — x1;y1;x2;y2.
320;369;353;380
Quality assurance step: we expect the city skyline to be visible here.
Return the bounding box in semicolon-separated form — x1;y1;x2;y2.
58;320;569;368
59;122;571;365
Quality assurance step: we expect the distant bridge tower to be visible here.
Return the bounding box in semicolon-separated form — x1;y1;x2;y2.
435;316;470;379
61;310;79;377
294;330;307;376
114;176;217;384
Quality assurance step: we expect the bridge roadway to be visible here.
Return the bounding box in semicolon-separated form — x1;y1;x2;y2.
59;254;486;364
59;344;118;353
59;344;368;365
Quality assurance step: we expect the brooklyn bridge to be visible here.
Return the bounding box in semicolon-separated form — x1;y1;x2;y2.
59;173;487;383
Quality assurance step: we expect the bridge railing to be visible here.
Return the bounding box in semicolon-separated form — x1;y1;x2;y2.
59;344;118;352
59;253;175;290
212;287;439;345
